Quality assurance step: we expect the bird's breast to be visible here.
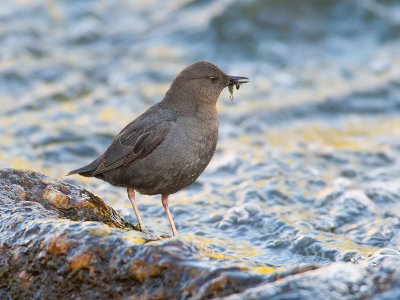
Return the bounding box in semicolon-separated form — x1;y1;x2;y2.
174;114;218;160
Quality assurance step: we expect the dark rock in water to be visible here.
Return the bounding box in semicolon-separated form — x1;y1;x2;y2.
0;168;137;230
1;168;400;299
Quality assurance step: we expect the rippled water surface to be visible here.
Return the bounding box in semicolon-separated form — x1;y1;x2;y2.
1;0;400;274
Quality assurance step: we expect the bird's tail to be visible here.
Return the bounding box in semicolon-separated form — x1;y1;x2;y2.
67;156;103;177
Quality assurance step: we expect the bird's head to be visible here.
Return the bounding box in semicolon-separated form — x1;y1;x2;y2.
165;61;249;106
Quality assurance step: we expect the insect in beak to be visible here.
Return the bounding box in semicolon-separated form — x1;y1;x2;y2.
226;76;249;100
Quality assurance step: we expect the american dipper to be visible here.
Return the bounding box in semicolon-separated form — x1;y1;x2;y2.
68;61;249;236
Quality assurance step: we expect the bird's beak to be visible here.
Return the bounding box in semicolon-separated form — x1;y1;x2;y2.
226;76;249;87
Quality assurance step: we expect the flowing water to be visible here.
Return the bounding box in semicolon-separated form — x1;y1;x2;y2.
1;0;400;276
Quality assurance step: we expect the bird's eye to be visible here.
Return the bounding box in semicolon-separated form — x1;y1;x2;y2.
209;76;218;83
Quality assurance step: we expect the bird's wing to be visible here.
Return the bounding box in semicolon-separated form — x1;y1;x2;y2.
92;106;175;175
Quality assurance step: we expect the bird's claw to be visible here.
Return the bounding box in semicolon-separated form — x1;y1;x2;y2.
138;225;149;234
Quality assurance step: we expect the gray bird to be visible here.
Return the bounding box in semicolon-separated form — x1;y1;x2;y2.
68;61;249;236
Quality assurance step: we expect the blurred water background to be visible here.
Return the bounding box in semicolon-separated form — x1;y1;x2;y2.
1;0;400;273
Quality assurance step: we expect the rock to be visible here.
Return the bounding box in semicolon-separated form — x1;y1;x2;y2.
0;168;137;230
0;168;264;299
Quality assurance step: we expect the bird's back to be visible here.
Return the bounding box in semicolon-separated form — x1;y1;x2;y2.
68;102;175;179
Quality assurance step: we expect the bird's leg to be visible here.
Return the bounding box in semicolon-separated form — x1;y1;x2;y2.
161;193;178;236
127;187;147;232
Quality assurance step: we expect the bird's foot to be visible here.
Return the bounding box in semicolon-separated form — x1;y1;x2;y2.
138;224;149;234
144;233;173;241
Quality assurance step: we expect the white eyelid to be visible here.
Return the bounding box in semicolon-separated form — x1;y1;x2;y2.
209;76;218;81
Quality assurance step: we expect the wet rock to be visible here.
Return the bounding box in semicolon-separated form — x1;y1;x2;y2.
0;168;136;229
0;168;266;299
